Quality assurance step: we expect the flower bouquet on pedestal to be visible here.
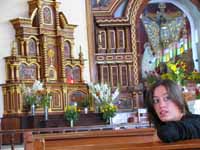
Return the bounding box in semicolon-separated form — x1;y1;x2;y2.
100;103;117;124
64;105;79;127
79;96;90;114
39;89;52;120
88;83;119;124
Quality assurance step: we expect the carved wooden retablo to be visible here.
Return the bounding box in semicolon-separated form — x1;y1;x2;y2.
2;0;88;115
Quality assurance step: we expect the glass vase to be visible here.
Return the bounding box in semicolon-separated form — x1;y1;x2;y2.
31;104;35;116
109;117;113;125
70;119;74;128
44;106;48;120
84;107;88;114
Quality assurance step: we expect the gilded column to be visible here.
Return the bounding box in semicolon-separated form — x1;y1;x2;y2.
79;46;84;82
2;87;7;113
20;40;25;56
55;1;60;30
42;35;49;81
15;64;19;81
37;1;43;30
10;65;14;81
60;36;66;82
11;86;15;113
38;65;41;79
36;41;40;56
17;87;23;113
62;86;68;109
25;39;29;56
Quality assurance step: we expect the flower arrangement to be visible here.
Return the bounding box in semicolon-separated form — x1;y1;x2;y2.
88;83;119;123
100;103;117;122
20;80;44;106
38;89;52;108
161;60;188;85
64;105;79;122
88;83;119;105
187;70;200;84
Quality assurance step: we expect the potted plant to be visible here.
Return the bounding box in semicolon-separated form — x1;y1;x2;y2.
80;96;90;114
64;105;79;127
39;89;52;120
88;83;119;124
100;103;117;124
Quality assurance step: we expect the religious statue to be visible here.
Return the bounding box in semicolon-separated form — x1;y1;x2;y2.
141;42;156;78
141;3;186;54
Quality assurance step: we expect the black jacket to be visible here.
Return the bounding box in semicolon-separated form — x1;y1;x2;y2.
157;113;200;143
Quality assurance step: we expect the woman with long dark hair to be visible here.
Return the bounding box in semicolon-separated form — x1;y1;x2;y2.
146;79;200;142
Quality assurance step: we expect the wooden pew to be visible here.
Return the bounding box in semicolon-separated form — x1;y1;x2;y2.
25;127;200;150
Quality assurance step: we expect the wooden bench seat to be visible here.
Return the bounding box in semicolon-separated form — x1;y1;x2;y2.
25;128;154;150
43;139;200;150
25;128;200;150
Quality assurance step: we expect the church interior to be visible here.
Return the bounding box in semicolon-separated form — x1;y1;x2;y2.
0;0;200;149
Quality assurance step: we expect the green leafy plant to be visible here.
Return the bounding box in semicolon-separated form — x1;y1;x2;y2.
20;80;44;106
39;90;52;108
187;70;200;84
64;105;79;122
100;103;117;122
161;60;188;85
79;95;91;108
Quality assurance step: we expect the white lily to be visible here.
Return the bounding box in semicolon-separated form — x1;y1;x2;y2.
32;80;43;92
88;82;120;105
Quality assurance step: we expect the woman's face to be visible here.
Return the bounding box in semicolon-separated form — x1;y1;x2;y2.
153;85;183;122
